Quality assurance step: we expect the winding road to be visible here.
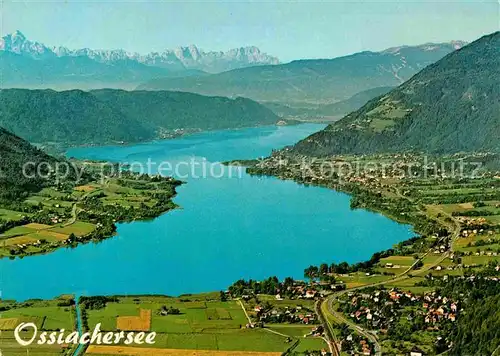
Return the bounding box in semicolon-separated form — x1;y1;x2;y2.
317;187;463;356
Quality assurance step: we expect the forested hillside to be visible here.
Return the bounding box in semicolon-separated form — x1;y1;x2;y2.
292;32;500;155
439;276;500;356
91;90;278;132
0;89;278;146
0;89;154;146
0;127;59;201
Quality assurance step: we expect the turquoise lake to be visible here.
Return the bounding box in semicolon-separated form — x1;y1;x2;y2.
0;124;414;301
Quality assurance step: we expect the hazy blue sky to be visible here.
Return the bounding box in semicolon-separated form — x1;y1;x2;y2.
1;0;498;61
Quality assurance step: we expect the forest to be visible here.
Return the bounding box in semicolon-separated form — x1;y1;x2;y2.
0;88;278;146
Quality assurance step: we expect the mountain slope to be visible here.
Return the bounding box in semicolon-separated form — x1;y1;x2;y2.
292;32;500;155
90;89;278;131
316;86;394;118
138;42;465;105
0;89;279;146
0;127;59;200
0;89;154;145
263;86;394;120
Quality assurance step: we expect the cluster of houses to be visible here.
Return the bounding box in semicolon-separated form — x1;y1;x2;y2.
14;237;60;252
461;228;495;237
341;333;374;356
256;153;420;185
462;249;499;257
288;287;319;300
458;217;490;228
359;339;372;356
239;284;321;302
342;288;461;332
50;215;64;224
253;305;318;325
421;293;459;324
432;243;450;255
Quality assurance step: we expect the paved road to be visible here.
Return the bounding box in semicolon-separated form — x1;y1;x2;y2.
327;296;381;356
64;189;101;227
315;300;338;356
321;187;463;355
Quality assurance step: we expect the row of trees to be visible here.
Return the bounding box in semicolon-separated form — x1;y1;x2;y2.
228;276;296;297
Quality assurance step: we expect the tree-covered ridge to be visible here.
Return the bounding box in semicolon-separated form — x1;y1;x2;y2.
0;89;154;146
0;89;278;146
90;89;278;132
440;277;500;355
292;31;500;155
0;127;58;200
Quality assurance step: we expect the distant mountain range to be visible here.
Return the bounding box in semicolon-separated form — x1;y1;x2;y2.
0;30;279;89
291;32;500;155
0;89;279;147
138;41;467;106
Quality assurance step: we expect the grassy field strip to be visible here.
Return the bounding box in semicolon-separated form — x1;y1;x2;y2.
238;299;253;326
85;345;282;355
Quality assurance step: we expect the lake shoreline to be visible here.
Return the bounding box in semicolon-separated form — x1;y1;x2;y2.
1;124;414;302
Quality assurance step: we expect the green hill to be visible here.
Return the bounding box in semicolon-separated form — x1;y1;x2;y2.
0;127;59;201
292;32;500;155
138;42;463;106
0;89;153;146
90;89;278;132
0;89;278;146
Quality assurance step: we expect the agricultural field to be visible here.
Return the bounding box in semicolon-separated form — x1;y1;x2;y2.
82;295;315;354
268;324;328;352
0;332;74;356
85;345;282;355
0;298;76;330
384;277;433;294
0;297;77;356
0;219;97;257
335;272;394;289
293;337;329;353
51;221;96;236
86;297;248;333
374;255;416;275
0;208;28;221
239;296;328;353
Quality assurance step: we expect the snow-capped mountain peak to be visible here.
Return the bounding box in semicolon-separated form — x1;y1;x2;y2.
0;30;54;58
0;31;280;73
